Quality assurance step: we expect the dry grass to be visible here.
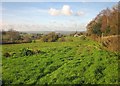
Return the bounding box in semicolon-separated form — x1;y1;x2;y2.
101;35;120;52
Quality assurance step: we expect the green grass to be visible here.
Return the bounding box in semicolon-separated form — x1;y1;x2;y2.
1;37;119;84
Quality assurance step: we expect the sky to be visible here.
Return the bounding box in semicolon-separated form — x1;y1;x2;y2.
1;1;118;31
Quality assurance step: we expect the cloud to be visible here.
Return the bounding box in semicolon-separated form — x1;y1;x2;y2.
75;11;85;16
49;8;60;16
61;5;73;16
49;5;73;16
48;5;85;16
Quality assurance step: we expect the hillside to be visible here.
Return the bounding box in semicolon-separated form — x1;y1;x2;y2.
1;2;120;85
86;4;120;52
2;37;119;84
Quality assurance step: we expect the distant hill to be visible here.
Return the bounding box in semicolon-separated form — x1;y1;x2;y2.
20;31;86;35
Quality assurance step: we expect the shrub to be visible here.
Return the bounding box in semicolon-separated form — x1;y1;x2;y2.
68;39;73;42
80;35;86;40
102;35;120;52
20;48;34;56
3;52;11;58
41;32;59;42
94;65;105;80
32;40;36;43
33;49;43;54
19;48;45;57
11;52;17;58
3;48;45;58
23;37;32;43
41;35;48;42
58;37;66;42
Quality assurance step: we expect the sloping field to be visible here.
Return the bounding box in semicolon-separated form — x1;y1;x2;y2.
2;37;119;84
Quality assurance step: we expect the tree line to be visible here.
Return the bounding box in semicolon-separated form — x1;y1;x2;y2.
1;29;42;44
87;4;120;37
86;3;120;51
1;29;67;44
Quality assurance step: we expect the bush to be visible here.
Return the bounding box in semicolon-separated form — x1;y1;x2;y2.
20;48;34;56
10;52;17;58
41;35;48;42
94;65;105;80
3;52;11;58
32;40;36;43
41;32;59;42
3;48;45;58
19;48;45;57
102;35;120;52
80;35;86;40
33;49;42;54
58;37;66;42
68;38;73;42
23;37;32;43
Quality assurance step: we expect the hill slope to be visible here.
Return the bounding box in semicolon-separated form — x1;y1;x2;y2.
2;37;119;84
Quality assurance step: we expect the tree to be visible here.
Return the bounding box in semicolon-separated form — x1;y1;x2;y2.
41;32;59;42
92;22;102;36
87;4;119;37
7;29;20;42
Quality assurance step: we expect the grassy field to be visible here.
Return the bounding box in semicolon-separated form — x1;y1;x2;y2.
2;37;119;84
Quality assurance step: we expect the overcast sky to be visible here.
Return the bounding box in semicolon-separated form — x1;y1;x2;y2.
1;1;118;31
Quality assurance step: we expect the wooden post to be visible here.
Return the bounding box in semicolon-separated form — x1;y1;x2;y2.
101;33;104;44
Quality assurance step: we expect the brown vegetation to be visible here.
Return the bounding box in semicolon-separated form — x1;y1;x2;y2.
86;4;120;52
102;35;120;52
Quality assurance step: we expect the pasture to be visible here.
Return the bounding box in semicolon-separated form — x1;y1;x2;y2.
2;37;119;84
